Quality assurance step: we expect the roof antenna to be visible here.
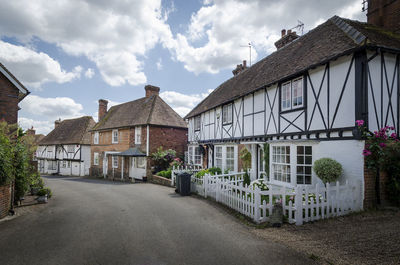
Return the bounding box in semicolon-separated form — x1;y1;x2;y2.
289;20;304;35
240;43;252;66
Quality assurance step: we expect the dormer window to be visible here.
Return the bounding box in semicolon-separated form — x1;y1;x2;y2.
194;116;201;131
112;129;118;143
281;77;303;111
222;104;233;125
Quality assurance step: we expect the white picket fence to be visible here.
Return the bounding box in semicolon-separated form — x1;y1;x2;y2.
191;173;363;225
171;165;203;187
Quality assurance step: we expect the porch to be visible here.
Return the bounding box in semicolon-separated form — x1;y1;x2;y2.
104;148;147;180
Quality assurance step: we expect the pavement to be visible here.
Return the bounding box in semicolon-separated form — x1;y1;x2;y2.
0;176;315;265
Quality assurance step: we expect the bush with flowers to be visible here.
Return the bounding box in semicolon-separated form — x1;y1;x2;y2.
356;120;400;205
151;147;177;173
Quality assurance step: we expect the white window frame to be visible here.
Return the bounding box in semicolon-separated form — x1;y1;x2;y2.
222;104;233;125
135;157;146;169
269;143;313;187
112;129;118;144
62;160;67;168
94;132;99;144
94;152;99;166
112;156;118;168
281;77;303;111
296;146;312;185
214;145;238;173
188;145;202;166
194;116;201;131
135;126;141;144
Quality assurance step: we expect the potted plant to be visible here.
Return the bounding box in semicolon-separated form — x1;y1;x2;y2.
36;187;52;203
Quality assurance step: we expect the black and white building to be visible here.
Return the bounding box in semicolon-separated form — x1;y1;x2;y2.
186;14;400;191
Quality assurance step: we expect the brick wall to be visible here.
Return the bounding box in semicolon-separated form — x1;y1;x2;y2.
367;0;400;33
364;164;390;208
149;175;172;187
0;183;11;219
0;73;19;124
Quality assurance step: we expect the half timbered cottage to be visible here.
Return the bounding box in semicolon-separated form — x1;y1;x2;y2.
37;116;95;176
90;85;187;181
186;10;400;206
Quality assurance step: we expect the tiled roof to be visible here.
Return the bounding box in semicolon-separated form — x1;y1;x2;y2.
92;95;187;131
39;116;95;145
185;16;400;118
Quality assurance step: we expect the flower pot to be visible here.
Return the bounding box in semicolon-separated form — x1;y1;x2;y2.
37;195;48;203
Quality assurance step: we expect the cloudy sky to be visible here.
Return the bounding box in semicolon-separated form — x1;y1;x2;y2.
0;0;366;134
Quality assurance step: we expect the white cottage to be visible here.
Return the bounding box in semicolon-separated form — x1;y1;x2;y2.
37;116;95;176
185;14;400;205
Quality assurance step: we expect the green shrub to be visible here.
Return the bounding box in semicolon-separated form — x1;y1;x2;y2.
37;188;47;197
382;142;400;206
313;158;343;183
151;147;177;172
0;127;13;185
43;187;52;198
242;171;251;187
195;167;222;179
157;170;172;179
239;147;251;170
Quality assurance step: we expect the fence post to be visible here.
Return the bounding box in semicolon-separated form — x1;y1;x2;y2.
204;174;208;198
216;177;220;202
295;186;303;225
254;186;260;223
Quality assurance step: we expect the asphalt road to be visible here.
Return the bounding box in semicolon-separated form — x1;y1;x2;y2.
0;176;314;265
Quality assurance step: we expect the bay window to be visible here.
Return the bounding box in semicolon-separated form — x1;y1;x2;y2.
272;146;291;183
214;145;237;172
188;146;202;166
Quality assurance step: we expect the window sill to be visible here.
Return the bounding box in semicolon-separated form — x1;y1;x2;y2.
222;122;232;126
280;106;305;115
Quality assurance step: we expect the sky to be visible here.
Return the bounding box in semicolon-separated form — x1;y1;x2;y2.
0;0;366;135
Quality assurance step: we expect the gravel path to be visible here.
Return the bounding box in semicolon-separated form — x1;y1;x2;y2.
254;210;400;265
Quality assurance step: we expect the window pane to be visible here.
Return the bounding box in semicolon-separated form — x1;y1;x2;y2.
305;146;312;155
297;156;304;164
297;175;304;184
305;175;312;184
297;146;304;154
305;156;312;165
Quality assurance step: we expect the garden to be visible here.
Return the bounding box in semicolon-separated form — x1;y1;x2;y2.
0;121;51;218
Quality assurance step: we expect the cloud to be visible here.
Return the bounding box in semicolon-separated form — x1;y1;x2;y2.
160;89;213;117
0;0;174;87
166;0;366;75
156;58;163;70
20;95;84;120
85;68;95;79
0;40;82;89
18;117;53;135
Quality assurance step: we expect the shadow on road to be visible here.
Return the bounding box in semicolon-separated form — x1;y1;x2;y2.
43;175;134;185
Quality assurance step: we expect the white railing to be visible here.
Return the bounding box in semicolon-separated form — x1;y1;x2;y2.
191;173;363;225
171;165;203;187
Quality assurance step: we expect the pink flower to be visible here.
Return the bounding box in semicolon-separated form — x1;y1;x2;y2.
391;133;397;139
362;149;372;156
379;142;386;148
355;120;364;126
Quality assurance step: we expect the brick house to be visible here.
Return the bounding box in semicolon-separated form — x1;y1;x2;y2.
36;116;95;176
0;62;29;124
90;85;187;181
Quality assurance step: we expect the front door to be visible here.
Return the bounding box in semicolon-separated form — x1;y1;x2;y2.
129;157;146;180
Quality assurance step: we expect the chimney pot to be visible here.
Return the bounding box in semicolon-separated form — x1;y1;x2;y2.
145;85;160;98
243;60;247;68
55;118;61;129
98;99;108;121
281;29;286;37
287;29;292;34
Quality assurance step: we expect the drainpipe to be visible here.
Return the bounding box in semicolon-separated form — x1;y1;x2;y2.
146;125;149;156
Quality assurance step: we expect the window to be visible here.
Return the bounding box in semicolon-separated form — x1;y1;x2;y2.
135;126;141;144
272;146;291;183
226;146;235;171
48;161;57;170
215;146;223;169
281;77;303;111
94;132;99;144
47;151;53;158
222;104;233;124
112;156;118;168
296;146;312;184
67;161;71;168
62;161;67;168
135;157;146;169
188;146;202;166
194;116;201;131
67;145;75;153
112;129;118;143
94;152;99;165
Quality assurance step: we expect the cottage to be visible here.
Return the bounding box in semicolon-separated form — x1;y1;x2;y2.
186;3;400;207
90;85;187;181
36;116;95;176
0;62;29;124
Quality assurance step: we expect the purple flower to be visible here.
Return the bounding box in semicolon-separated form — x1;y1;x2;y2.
379;142;386;148
391;133;397;139
356;120;364;126
362;149;372;156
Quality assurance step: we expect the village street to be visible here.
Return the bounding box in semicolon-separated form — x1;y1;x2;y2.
0;176;314;265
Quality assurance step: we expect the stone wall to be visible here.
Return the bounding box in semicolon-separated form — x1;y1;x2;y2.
149;175;172;187
0;184;11;219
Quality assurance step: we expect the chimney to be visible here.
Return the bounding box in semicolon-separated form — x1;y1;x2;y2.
232;60;249;76
26;126;35;136
367;0;400;33
98;99;108;121
145;85;160;98
274;28;299;50
55;118;61;129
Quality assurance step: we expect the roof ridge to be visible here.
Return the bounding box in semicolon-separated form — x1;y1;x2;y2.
330;15;367;45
